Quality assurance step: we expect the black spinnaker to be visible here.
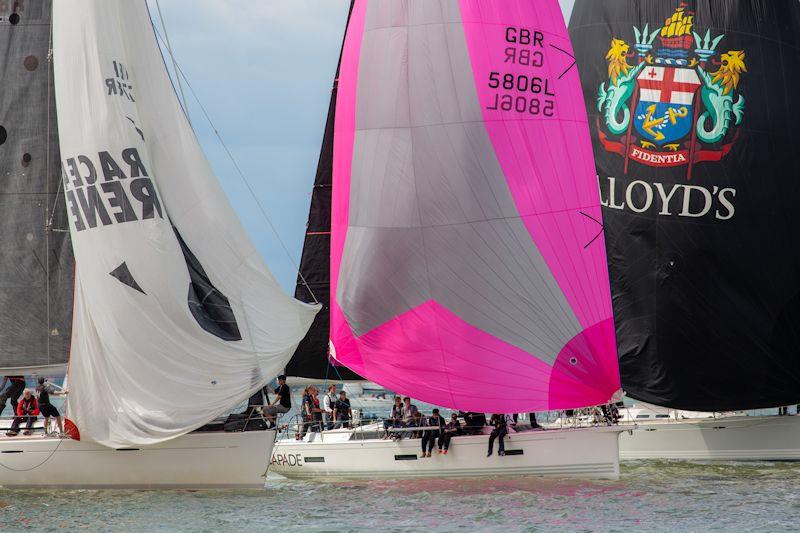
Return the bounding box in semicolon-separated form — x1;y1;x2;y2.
569;0;800;411
286;1;361;381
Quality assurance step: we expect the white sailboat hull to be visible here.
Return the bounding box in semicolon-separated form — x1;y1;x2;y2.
620;415;800;461
271;426;629;480
0;430;275;489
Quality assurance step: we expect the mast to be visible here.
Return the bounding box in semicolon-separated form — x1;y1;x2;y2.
287;1;362;381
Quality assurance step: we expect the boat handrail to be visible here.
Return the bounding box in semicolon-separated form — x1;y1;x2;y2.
271;413;624;441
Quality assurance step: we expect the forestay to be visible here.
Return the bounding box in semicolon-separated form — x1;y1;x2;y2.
331;0;620;413
52;0;318;447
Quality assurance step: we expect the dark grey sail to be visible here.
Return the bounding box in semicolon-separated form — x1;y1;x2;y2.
286;1;361;381
0;1;73;372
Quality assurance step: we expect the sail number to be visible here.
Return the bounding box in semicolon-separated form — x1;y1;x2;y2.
488;73;555;94
486;72;555;116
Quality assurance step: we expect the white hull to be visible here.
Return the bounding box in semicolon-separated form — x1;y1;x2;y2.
0;430;275;489
620;415;800;461
271;425;630;480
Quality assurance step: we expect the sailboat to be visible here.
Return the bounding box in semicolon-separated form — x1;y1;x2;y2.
0;0;317;488
272;0;633;481
568;0;800;460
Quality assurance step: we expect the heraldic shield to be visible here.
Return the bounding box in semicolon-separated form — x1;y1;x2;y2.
633;65;700;148
594;1;746;178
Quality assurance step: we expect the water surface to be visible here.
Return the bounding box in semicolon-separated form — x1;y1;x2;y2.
1;461;798;531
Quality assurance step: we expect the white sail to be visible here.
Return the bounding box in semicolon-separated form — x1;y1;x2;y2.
52;0;318;447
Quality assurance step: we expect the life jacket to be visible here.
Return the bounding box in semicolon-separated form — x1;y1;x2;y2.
17;396;38;417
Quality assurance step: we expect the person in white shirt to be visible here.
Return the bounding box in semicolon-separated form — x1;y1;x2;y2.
322;384;337;431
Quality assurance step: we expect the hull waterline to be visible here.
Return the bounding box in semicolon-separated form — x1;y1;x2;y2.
620;415;800;461
0;430;275;489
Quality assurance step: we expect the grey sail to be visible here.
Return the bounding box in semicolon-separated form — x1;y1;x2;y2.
0;1;73;372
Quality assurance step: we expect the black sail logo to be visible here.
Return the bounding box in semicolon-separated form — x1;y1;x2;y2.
174;228;242;342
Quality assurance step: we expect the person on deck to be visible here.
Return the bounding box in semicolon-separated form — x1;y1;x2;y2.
0;376;25;417
383;396;404;438
487;413;508;457
309;386;323;433
36;377;64;436
6;389;39;437
439;412;462;454
323;384;337;431
263;375;292;427
298;386;312;439
333;390;352;429
398;397;419;440
420;408;445;457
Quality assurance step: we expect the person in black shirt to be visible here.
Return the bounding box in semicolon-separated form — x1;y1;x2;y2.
420;409;445;458
36;378;64;436
487;413;508;457
263;375;292;426
439;412;462;454
333;390;352;429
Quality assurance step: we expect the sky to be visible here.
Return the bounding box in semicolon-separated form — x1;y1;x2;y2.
147;0;574;293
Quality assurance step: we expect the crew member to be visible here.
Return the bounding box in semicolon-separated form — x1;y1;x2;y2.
487;413;508;457
263;375;292;424
37;377;64;436
7;389;39;437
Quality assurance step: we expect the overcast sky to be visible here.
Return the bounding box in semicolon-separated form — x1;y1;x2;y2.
147;0;574;293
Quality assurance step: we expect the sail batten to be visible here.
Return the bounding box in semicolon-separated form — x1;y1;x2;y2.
329;0;620;413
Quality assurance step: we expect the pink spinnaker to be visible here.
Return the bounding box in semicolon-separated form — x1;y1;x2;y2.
330;0;619;413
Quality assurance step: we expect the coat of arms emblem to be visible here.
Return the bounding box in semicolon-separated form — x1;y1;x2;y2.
596;2;746;179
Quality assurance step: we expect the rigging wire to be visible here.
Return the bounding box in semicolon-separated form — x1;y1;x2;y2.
0;434;65;472
45;23;53;363
149;24;319;305
153;0;191;128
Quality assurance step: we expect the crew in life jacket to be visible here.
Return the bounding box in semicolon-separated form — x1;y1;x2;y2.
7;389;39;437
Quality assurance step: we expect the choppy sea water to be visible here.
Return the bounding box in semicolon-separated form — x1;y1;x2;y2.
1;461;798;531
